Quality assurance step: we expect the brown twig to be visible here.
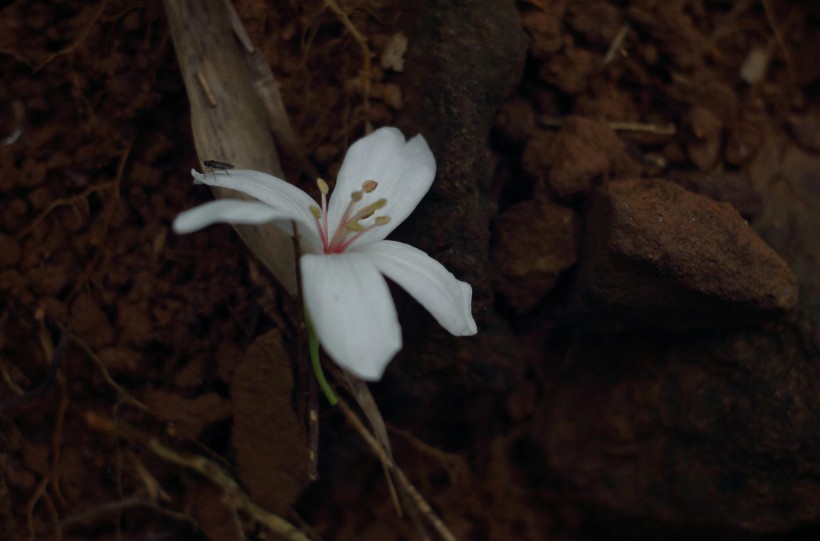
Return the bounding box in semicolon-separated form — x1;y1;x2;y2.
323;0;372;130
71;141;131;296
0;327;68;415
539;116;676;135
84;411;311;541
760;0;794;83
15;180;117;240
603;25;630;65
58;494;200;531
336;397;457;541
291;222;320;481
388;425;469;486
33;0;108;72
69;334;150;412
338;369;400;513
26;473;60;541
0;356;25;396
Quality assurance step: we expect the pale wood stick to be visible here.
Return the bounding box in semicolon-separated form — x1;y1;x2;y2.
163;0;298;293
84;412;312;541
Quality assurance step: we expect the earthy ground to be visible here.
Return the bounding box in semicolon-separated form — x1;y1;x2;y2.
2;0;820;540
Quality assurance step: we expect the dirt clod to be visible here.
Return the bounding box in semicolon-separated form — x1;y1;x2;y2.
524;117;636;199
0;233;21;267
145;390;232;440
70;293;115;349
492;197;578;312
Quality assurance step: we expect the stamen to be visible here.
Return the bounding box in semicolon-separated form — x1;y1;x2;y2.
316;178;329;242
354;198;387;219
317;178;390;253
337;213;392;252
310;205;328;245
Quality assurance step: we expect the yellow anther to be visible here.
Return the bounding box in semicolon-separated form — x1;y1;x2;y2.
374;216;391;226
317;178;329;195
354;198;387;219
310;206;322;219
351;190;364;202
346;221;365;231
362;180;378;193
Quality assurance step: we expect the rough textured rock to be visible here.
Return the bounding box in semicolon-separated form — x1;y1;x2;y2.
534;326;820;535
492;196;578;312
231;330;309;514
571;178;797;330
397;0;526;312
383;0;526;395
523;117;637;199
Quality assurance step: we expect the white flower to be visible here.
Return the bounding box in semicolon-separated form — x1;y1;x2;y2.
174;127;477;380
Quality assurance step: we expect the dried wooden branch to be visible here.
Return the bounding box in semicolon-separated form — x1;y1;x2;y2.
84;411;312;541
162;0;298;293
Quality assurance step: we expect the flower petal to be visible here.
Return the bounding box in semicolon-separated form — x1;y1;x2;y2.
173;199;286;233
327;128;436;244
193;168;319;230
301;252;402;381
356;240;477;336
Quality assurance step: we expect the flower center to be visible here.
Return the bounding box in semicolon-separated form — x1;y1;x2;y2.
309;178;391;254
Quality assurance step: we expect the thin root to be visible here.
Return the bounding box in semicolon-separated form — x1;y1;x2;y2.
337;398;458;541
83;411;311;541
539;116;676;135
323;0;372;130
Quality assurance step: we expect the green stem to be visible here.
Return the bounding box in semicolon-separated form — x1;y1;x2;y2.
306;314;338;406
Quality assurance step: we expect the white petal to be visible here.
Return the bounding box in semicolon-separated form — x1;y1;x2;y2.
356;240;477;336
191;168;323;252
173;199;284;233
193;168;318;231
327;128;436;244
301;253;402;381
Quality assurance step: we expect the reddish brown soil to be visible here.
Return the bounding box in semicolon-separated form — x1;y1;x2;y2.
2;1;819;540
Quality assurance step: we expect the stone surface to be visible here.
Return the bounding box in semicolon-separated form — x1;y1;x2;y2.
383;0;526;396
534;326;820;534
570;178;797;330
397;0;527;313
